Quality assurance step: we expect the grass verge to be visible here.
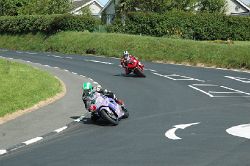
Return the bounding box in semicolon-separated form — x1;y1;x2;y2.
0;32;250;69
0;58;62;117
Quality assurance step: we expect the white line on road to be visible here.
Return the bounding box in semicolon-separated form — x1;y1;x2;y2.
188;85;214;97
225;76;250;83
23;137;43;145
0;150;7;155
54;126;68;133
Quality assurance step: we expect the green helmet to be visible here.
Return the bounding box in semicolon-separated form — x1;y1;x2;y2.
82;82;93;91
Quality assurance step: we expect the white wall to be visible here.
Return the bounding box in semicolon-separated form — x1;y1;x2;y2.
226;0;249;14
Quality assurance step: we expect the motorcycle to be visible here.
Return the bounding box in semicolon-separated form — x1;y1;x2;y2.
122;57;146;77
88;94;129;126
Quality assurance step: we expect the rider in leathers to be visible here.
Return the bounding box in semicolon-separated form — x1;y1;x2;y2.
120;51;139;75
82;82;123;112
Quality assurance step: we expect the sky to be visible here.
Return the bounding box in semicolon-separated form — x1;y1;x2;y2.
98;0;250;6
99;0;109;6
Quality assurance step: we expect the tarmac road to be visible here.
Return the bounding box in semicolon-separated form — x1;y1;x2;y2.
0;49;250;166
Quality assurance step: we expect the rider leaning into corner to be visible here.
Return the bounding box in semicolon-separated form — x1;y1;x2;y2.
120;51;139;75
81;82;124;112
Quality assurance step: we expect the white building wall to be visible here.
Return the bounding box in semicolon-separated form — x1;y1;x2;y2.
89;2;102;15
226;0;248;15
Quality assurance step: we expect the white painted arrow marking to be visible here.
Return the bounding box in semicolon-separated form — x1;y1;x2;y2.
165;122;200;140
226;124;250;139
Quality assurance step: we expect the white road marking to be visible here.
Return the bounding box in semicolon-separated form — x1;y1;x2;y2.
72;72;78;75
75;115;85;122
189;85;215;97
54;126;68;133
23;137;43;145
189;84;250;97
225;76;250;83
153;73;204;82
0;150;7;155
65;57;73;59
44;65;50;67
145;68;157;72
165;122;200;140
153;72;165;77
64;69;69;72
26;52;37;55
54;67;59;69
220;86;250;96
51;55;62;58
85;59;113;65
226;124;250;139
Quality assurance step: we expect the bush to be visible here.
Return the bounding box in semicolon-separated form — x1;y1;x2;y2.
0;14;99;34
108;11;250;41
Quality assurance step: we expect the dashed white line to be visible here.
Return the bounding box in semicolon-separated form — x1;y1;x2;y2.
0;150;7;155
26;52;37;55
153;72;165;77
23;137;43;145
54;126;68;133
74;115;85;122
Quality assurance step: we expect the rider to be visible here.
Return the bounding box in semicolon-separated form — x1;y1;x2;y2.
120;51;138;75
82;82;124;111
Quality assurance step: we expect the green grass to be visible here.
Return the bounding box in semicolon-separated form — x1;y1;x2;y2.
0;32;250;69
0;59;62;117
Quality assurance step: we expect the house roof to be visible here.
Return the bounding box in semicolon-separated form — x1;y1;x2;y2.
100;0;250;14
234;0;250;12
100;0;115;13
71;0;104;14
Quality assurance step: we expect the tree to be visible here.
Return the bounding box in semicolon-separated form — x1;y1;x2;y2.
0;0;27;16
0;0;71;16
196;0;226;13
116;0;226;14
117;0;198;14
19;0;71;15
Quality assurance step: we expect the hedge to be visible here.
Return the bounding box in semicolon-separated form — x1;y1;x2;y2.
108;11;250;41
0;14;99;34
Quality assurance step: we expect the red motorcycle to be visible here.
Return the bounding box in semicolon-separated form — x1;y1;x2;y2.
121;56;146;77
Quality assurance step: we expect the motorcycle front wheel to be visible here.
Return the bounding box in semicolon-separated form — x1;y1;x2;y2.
134;68;146;77
100;109;119;126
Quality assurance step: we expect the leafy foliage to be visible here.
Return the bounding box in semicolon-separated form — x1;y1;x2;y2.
0;14;99;34
0;0;71;16
116;0;226;14
108;11;250;41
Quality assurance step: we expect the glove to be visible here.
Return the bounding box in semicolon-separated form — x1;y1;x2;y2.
88;105;97;112
116;99;124;105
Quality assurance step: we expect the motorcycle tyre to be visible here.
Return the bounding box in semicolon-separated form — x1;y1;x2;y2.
91;113;100;122
122;107;129;119
134;68;146;77
100;109;119;126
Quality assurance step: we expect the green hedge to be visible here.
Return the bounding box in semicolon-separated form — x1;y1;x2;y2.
108;11;250;41
0;14;99;34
